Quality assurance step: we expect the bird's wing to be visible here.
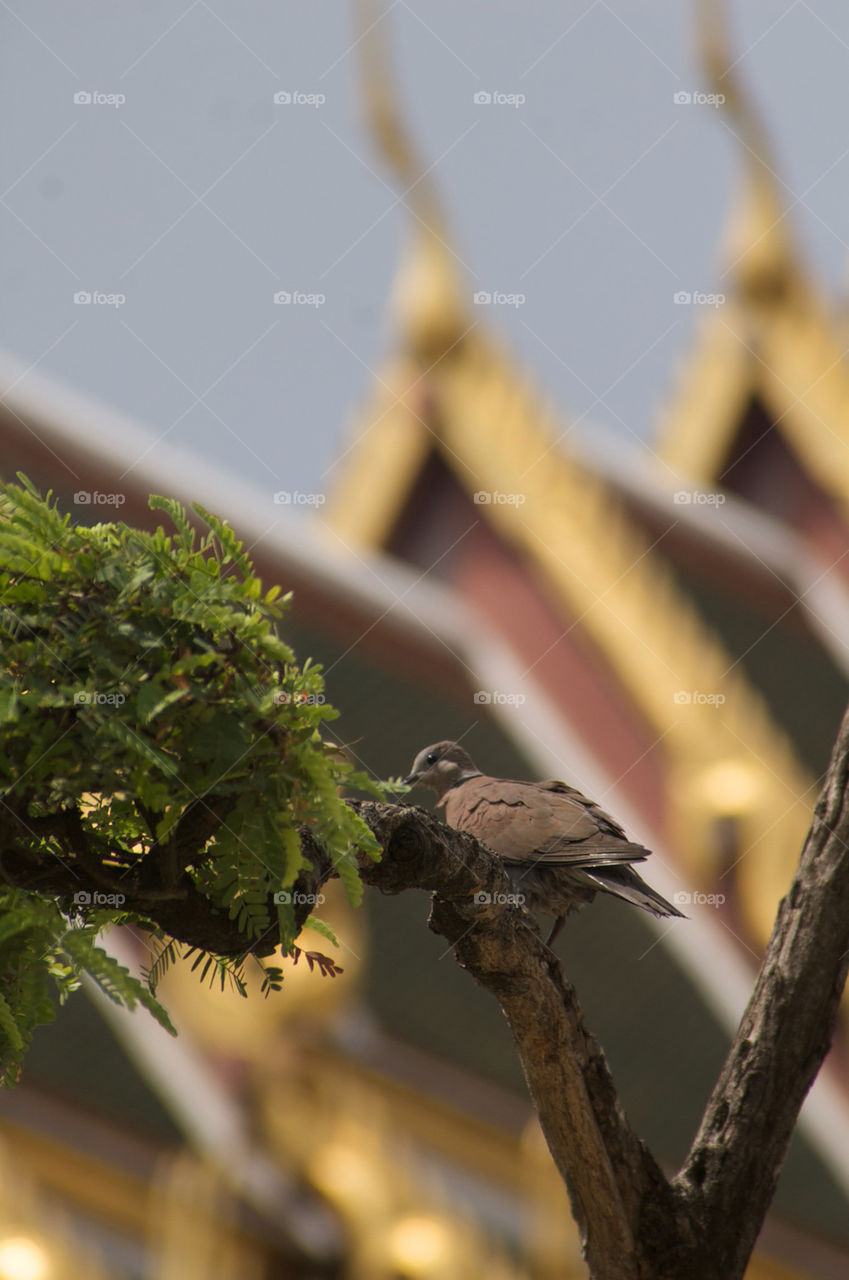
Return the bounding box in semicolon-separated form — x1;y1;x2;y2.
442;776;648;866
535;779;629;839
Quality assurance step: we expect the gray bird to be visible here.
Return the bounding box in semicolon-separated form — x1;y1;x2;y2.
403;741;684;945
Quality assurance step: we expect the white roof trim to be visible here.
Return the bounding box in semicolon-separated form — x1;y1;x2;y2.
0;352;466;657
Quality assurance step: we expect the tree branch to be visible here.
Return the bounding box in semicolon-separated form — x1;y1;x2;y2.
0;812;331;961
677;701;849;1274
140;795;238;890
345;707;849;1280
349;801;701;1278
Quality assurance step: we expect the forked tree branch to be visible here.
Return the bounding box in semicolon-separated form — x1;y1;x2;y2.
350;699;849;1278
676;701;849;1275
350;801;699;1278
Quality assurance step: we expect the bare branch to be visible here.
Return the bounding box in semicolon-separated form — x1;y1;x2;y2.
351;801;700;1278
677;702;849;1275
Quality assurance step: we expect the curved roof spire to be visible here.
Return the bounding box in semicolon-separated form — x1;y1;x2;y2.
697;0;801;305
356;0;469;361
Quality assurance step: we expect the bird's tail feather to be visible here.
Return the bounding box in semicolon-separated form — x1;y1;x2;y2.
585;865;685;918
517;841;650;869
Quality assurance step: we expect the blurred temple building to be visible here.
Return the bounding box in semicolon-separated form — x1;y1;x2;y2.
3;8;849;1280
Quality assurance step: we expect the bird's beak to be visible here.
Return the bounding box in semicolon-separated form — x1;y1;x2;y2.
402;772;419;787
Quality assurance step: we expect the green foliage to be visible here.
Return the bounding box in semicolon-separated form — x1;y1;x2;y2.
0;887;173;1087
0;475;393;1085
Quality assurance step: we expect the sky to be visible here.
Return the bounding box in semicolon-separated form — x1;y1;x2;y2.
3;1;849;512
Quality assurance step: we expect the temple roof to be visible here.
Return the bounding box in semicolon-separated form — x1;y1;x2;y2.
657;1;849;522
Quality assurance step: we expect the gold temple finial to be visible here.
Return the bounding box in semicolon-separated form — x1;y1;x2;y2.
697;0;800;305
356;0;468;361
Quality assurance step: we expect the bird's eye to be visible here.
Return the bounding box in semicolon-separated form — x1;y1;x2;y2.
425;752;437;765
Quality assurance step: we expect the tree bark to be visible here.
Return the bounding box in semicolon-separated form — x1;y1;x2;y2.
350;801;702;1279
676;703;849;1275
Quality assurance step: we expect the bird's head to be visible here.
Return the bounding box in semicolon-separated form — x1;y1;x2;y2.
403;741;480;800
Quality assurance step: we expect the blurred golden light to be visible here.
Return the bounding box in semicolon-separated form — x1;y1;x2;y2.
310;1141;379;1202
387;1214;454;1275
0;1237;50;1280
694;759;763;816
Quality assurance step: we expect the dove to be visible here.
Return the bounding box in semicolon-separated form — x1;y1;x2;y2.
403;741;684;945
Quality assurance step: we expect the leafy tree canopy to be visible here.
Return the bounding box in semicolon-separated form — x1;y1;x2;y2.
0;475;392;1084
